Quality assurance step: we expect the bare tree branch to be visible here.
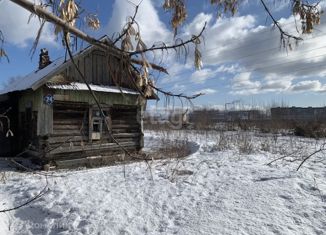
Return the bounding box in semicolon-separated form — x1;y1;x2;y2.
149;83;203;100
112;4;140;45
129;22;207;56
0;176;49;213
297;143;326;171
260;0;303;48
9;0;168;73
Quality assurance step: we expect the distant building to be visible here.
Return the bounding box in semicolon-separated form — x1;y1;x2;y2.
188;109;223;124
188;109;266;124
226;110;265;122
271;107;326;122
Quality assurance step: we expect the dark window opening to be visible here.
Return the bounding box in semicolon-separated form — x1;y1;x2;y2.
93;119;102;133
91;118;102;140
89;107;111;141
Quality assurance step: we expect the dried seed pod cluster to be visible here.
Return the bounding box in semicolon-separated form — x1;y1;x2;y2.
210;0;241;16
292;0;323;34
193;36;203;70
0;47;7;58
121;21;137;51
163;0;187;36
0;31;8;62
86;14;101;30
119;17;155;98
55;0;79;43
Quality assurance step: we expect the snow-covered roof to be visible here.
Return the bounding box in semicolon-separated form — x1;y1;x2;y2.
0;57;67;96
47;82;139;95
0;36;122;96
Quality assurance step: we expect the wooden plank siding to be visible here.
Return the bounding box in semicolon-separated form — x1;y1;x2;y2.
43;102;142;161
58;48;134;89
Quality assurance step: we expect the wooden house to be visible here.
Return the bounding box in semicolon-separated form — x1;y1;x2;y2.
0;38;154;168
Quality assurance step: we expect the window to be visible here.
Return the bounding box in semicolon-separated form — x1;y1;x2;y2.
93;119;102;133
89;108;111;141
91;118;102;140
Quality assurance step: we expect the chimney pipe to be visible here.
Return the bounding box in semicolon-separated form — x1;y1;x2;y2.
39;48;51;70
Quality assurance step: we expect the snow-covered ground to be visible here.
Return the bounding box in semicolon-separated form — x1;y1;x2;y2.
0;131;325;235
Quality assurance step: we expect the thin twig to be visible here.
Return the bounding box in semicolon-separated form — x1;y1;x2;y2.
297;144;326;171
0;176;49;213
129;22;207;56
266;145;306;166
260;0;302;41
112;4;140;45
149;84;203;100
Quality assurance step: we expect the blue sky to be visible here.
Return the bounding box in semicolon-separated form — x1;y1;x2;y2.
0;0;326;109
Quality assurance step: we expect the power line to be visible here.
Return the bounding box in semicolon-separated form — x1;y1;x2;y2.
161;44;326;86
202;18;305;50
161;62;326;94
155;33;326;79
160;52;326;88
206;45;326;69
147;25;326;75
203;32;326;59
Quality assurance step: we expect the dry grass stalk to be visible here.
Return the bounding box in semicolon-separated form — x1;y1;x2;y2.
0;172;7;184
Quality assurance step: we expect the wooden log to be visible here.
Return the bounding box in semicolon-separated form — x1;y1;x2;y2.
48;141;139;155
47;135;88;144
112;124;140;129
51;147;138;161
53;124;87;130
51;130;84;136
112;133;140;138
54;101;89;108
111;129;140;134
53;120;83;125
54;110;86;114
112;120;140;125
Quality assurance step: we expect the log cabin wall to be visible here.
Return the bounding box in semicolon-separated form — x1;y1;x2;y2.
45;101;90;159
44;101;143;161
5;84;144;162
110;105;142;150
38;88;145;161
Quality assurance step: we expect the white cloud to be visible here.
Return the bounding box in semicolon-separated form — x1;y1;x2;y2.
232;72;260;90
106;0;171;46
183;13;213;37
290;80;326;92
260;80;291;91
216;64;243;74
196;88;217;95
231;72;293;95
0;0;54;47
201;12;326;78
190;68;217;84
171;83;186;92
178;6;326;96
